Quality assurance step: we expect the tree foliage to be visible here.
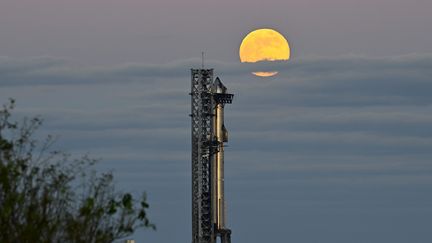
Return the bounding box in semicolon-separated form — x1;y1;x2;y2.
0;99;154;242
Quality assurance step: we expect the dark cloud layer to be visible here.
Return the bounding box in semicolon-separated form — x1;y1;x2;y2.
0;54;431;243
2;53;432;84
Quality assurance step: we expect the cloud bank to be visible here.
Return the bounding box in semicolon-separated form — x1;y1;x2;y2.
1;54;431;243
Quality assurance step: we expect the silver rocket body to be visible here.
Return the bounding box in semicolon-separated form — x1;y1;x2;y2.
191;70;233;243
213;77;229;230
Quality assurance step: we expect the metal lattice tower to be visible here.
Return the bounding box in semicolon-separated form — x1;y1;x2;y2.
191;69;233;243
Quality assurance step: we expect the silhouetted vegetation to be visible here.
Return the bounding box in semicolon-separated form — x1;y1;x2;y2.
0;99;154;242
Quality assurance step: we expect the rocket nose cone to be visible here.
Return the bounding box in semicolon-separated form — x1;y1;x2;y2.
214;77;227;94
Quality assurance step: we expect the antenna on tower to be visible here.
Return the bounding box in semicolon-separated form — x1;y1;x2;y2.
202;51;205;69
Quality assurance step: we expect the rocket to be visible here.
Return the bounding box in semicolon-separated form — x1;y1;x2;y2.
212;77;233;234
190;69;233;243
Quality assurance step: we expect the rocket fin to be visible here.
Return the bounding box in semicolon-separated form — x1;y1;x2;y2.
222;125;228;142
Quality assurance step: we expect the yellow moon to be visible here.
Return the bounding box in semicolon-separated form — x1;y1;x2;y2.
239;28;290;77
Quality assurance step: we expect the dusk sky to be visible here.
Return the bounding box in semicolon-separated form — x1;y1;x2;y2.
1;0;432;242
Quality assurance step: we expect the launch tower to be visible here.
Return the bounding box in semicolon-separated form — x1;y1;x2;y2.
190;69;233;243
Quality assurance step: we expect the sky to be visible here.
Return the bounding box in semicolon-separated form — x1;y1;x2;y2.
1;0;432;242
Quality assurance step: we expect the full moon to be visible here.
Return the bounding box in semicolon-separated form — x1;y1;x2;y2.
239;28;290;77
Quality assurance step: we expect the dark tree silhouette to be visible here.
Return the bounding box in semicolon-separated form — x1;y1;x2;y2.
0;99;154;243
